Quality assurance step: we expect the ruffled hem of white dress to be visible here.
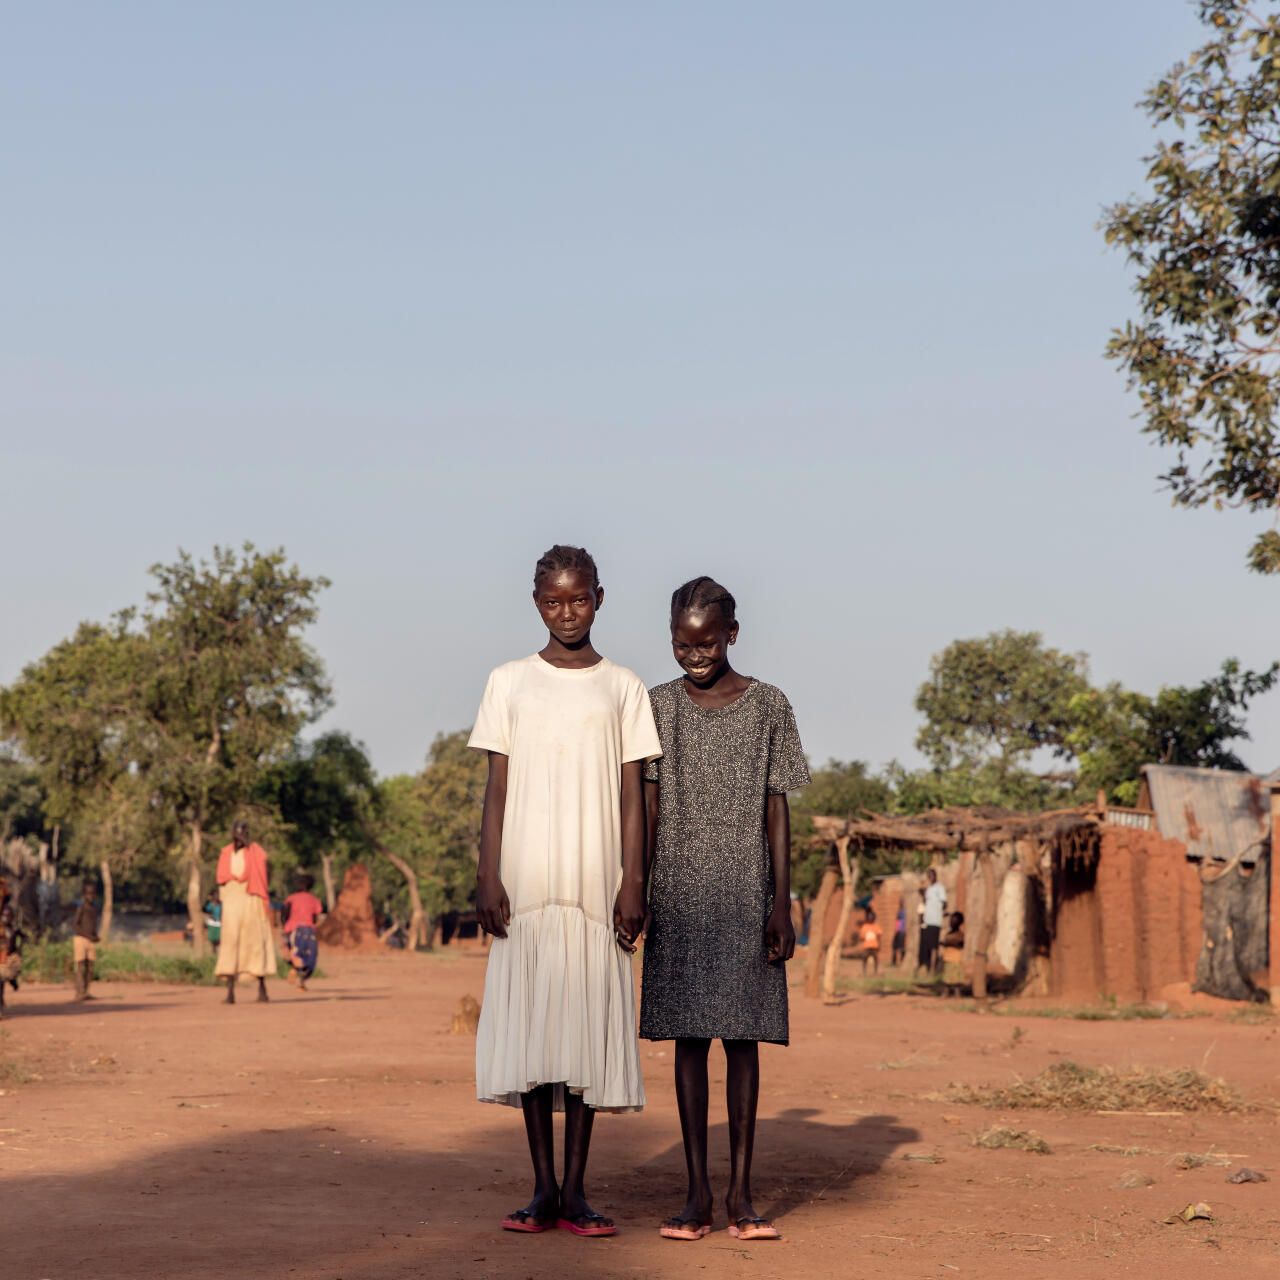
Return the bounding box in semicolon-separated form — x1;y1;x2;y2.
475;902;645;1113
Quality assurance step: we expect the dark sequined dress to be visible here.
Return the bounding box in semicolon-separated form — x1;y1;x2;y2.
640;679;810;1045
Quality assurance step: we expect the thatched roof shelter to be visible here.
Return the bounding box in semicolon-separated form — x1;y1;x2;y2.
811;804;1102;865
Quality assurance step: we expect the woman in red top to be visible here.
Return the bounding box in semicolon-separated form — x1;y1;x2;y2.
215;821;276;1004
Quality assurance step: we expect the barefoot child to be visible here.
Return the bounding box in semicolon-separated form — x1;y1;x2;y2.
72;880;101;1001
282;873;325;990
469;544;660;1237
859;909;882;977
641;576;810;1243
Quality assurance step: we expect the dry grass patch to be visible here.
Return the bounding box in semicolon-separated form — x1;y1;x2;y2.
1168;1150;1232;1170
944;1060;1252;1113
973;1125;1051;1155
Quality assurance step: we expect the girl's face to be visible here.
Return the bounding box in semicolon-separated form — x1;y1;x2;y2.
534;569;602;644
671;608;738;686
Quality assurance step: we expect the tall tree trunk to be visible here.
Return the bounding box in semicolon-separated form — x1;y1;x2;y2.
822;838;859;1001
320;852;336;912
188;822;208;958
804;855;841;999
99;859;115;944
971;848;999;1001
383;850;430;950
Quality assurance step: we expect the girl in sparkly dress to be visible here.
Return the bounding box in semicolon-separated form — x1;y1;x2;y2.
641;576;809;1243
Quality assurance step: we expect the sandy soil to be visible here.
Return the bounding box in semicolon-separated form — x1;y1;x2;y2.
3;952;1280;1279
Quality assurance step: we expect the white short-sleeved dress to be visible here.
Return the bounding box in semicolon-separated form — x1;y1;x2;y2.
468;654;661;1112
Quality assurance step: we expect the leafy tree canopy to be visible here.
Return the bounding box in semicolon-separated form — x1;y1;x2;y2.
1104;0;1280;571
1068;658;1280;803
914;631;1090;777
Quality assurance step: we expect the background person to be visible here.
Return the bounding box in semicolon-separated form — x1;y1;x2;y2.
72;880;100;1001
282;872;325;990
918;868;946;977
215;821;276;1004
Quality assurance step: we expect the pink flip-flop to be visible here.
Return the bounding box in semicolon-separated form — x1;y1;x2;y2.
660;1218;711;1240
557;1214;617;1237
501;1210;551;1233
728;1216;780;1240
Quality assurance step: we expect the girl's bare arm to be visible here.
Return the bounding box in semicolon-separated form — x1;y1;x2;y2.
764;792;796;962
643;776;659;880
476;752;511;938
614;761;646;951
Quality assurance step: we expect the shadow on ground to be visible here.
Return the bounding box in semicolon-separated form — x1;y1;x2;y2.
1;1107;917;1279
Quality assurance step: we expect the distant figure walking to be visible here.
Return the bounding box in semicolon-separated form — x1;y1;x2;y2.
72;880;101;1001
215;821;276;1004
282;873;325;991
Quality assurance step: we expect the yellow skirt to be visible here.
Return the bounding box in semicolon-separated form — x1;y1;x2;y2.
214;878;276;978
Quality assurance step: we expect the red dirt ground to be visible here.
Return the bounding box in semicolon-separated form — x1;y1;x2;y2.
3;952;1280;1279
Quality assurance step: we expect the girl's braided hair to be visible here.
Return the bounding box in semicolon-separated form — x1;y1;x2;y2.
670;575;736;624
534;544;600;590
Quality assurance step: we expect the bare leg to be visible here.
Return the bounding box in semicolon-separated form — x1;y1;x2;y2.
224;975;235;1004
561;1088;611;1228
80;960;94;999
724;1039;762;1227
257;976;269;1003
667;1037;713;1230
511;1085;559;1227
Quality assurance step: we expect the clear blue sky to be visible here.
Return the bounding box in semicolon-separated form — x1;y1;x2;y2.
6;1;1279;779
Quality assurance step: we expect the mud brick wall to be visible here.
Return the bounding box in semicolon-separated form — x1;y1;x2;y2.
1051;826;1201;1002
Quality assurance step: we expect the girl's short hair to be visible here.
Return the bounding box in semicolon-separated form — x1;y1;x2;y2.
534;545;599;590
297;872;316;892
670;576;736;624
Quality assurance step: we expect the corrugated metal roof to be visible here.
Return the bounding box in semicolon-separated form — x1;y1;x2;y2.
1142;764;1271;863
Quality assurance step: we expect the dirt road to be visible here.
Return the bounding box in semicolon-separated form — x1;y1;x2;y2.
3;952;1279;1279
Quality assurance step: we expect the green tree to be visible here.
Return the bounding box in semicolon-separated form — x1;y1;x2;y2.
789;760;894;897
0;749;46;848
138;545;331;954
0;620;166;936
259;730;378;907
1103;0;1280;572
368;732;486;947
1068;658;1279;803
915;630;1090;784
885;759;1072;816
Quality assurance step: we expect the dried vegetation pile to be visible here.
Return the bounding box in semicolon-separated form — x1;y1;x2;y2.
945;1060;1252;1113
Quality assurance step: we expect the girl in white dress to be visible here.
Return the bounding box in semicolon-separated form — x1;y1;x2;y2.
469;545;660;1238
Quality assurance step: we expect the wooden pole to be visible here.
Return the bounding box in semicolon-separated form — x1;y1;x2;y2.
99;859;114;944
822;838;858;1001
804;851;840;999
971;846;1000;1001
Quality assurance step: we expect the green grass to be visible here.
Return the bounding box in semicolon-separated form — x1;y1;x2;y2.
1227;1004;1275;1025
837;973;944;995
992;1003;1194;1021
20;940;321;986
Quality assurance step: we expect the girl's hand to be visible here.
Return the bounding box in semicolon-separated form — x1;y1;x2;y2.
765;903;796;964
477;873;511;939
613;882;645;953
